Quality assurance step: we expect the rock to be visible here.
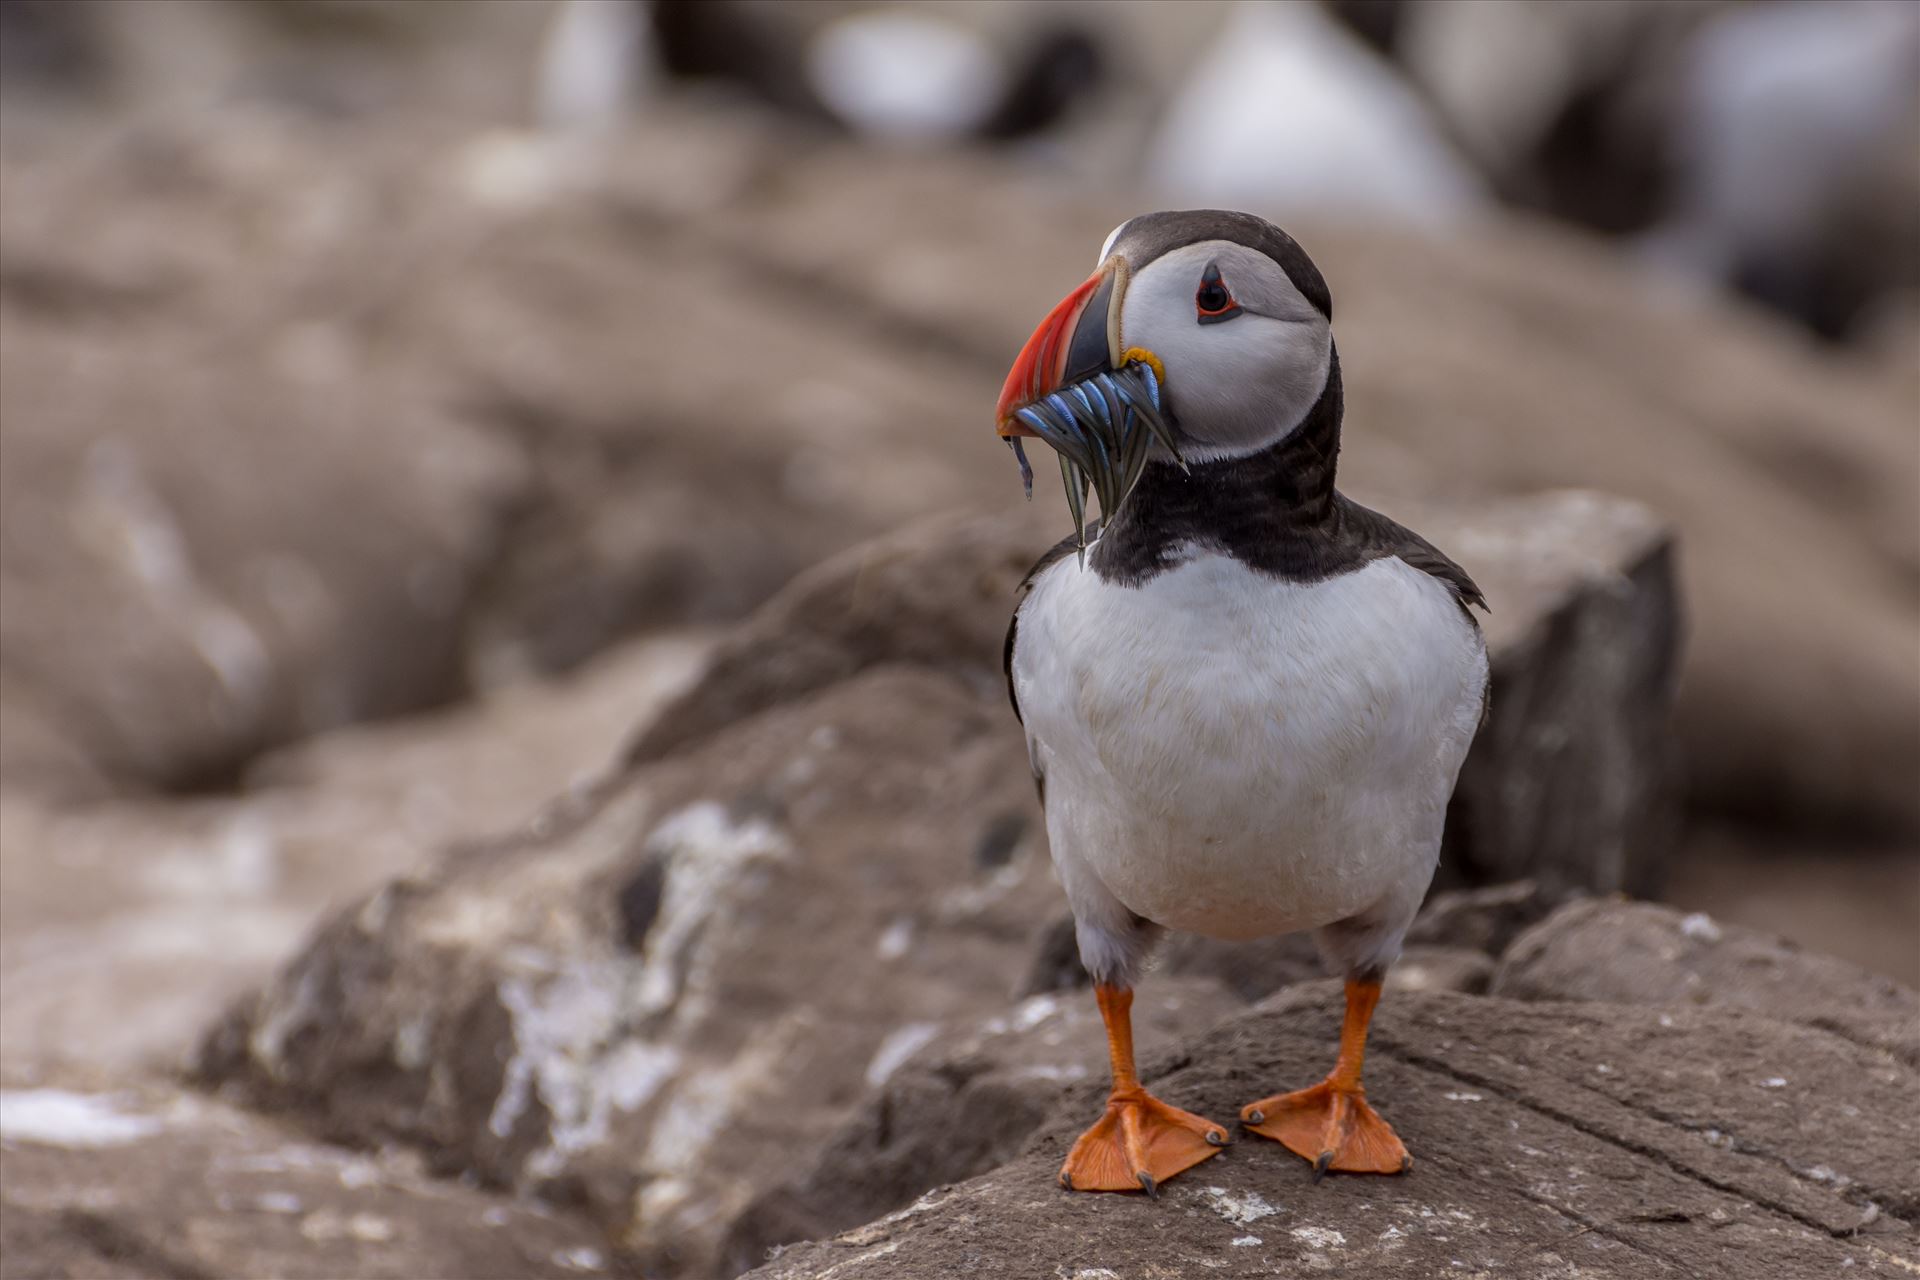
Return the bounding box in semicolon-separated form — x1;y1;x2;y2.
721;978;1241;1277
1664;821;1920;988
0;117;529;793
1493;898;1920;1068
1402;879;1562;955
623;511;1047;768
1419;494;1679;895
195;665;1057;1279
1383;945;1494;996
0;1075;615;1280
0;633;705;1072
745;986;1919;1279
0;103;1011;792
418;136;1012;682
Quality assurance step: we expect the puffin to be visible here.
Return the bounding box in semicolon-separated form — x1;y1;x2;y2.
997;210;1489;1194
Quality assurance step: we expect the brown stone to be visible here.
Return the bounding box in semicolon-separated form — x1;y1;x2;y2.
195;666;1057;1279
744;987;1918;1279
0;1075;615;1280
1493;898;1920;1067
721;978;1242;1277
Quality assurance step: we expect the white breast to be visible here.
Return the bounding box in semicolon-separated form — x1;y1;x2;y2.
1013;548;1486;941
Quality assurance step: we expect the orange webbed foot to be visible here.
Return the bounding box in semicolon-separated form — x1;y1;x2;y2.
1240;1080;1410;1177
1059;1087;1230;1194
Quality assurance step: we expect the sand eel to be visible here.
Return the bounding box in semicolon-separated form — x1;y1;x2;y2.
998;210;1489;1194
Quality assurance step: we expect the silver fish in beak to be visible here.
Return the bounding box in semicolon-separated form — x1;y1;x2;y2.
996;258;1183;555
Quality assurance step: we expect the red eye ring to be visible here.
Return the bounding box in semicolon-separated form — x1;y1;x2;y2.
1195;262;1241;324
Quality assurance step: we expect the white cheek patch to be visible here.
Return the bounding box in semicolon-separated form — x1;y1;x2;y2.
1120;241;1332;460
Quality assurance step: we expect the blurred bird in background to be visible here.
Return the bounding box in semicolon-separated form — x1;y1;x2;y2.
532;0;1920;341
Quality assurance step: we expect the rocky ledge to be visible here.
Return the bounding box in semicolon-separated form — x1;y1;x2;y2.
745;970;1916;1280
1;493;1909;1278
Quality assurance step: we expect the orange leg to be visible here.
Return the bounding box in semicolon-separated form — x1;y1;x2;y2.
1059;985;1229;1194
1239;977;1410;1178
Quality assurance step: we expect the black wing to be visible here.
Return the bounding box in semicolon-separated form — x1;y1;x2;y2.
1337;496;1487;619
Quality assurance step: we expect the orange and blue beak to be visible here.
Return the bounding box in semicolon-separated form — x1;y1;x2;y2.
996;262;1128;438
994;258;1180;548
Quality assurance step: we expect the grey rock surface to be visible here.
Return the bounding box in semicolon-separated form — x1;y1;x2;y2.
1421;494;1681;895
0;633;706;1073
1494;898;1920;1067
197;664;1057;1279
721;978;1243;1276
744;986;1918;1280
0;1075;614;1280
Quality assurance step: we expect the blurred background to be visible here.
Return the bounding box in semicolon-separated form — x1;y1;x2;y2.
0;0;1914;1266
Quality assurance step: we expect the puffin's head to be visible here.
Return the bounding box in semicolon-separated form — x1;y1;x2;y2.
996;210;1333;541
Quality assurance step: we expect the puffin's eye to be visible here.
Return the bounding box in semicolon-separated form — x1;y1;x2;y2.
1195;263;1242;324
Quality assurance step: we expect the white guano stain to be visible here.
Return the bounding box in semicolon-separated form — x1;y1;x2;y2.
487;956;683;1179
633;803;792;1017
635;1015;808;1233
1202;1185;1280;1225
875;917;913;960
1292;1226;1347;1249
865;1022;941;1087
1679;912;1723;942
75;440;272;705
485;802;792;1180
0;1091;166;1148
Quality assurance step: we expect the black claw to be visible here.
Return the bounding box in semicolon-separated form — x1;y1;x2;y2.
1245;1109;1265;1125
1400;1155;1414;1174
1312;1152;1333;1184
1138;1172;1158;1198
1206;1129;1227;1146
1060;1170;1074;1191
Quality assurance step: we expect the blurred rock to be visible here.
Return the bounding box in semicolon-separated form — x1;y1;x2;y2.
1664;823;1920;988
622;512;1043;767
745;985;1915;1279
0;118;529;794
1401;878;1560;954
0;103;1006;792
0;633;705;1072
1423;493;1679;894
0;1075;615;1280
721;978;1239;1276
1382;945;1494;995
196;665;1055;1278
1493;898;1920;1068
